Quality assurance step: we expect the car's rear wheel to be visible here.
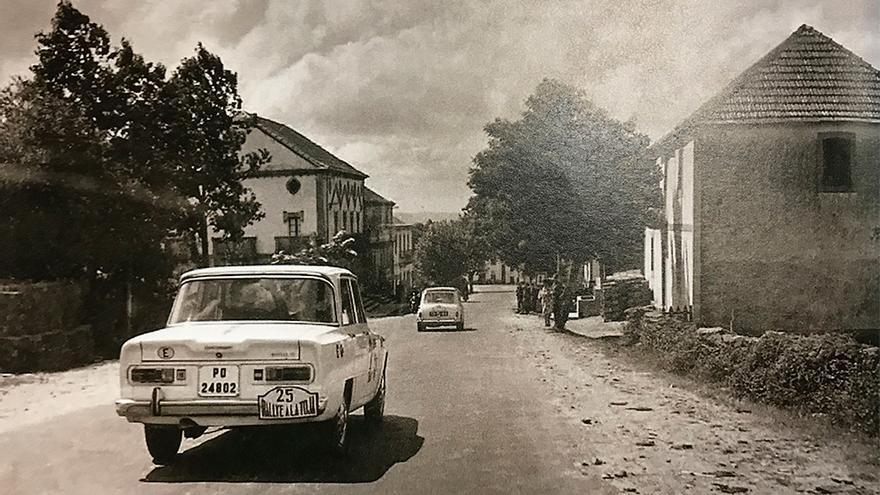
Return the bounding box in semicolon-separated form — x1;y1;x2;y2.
144;425;181;465
364;371;386;426
456;320;465;331
417;322;425;332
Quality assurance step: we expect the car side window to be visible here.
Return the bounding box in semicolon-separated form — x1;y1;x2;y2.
340;279;354;325
351;280;367;324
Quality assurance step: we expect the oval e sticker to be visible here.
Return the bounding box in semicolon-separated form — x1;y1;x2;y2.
157;346;175;359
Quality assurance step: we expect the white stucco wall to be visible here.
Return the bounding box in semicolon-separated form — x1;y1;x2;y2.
644;228;663;306
240;127;323;255
241;175;318;254
656;140;696;309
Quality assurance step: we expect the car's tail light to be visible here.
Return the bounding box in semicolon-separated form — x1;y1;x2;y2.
265;366;312;382
130;367;175;384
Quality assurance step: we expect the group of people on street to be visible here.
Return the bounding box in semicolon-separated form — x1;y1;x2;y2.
515;282;540;314
516;278;572;331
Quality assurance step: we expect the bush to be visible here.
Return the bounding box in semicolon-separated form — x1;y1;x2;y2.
624;308;880;435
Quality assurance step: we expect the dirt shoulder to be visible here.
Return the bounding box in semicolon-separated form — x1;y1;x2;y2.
0;361;119;434
506;312;880;495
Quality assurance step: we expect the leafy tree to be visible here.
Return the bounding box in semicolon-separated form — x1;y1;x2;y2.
0;80;105;279
459;212;493;286
1;2;269;349
467;79;658;273
3;2;269;273
0;2;180;282
163;45;269;262
414;219;489;286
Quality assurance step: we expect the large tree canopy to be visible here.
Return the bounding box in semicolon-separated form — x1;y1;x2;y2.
0;0;268;279
467;79;657;273
414;219;489;287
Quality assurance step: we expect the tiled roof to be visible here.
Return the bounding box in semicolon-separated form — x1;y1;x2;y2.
364;186;395;205
699;25;880;124
251;115;368;179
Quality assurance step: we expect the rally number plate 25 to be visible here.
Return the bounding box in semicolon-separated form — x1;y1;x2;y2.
197;365;239;397
258;386;319;419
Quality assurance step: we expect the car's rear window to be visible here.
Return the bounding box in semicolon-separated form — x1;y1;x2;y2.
423;291;457;304
168;277;337;324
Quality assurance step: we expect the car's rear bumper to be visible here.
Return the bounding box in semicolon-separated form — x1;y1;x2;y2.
419;319;461;326
115;394;332;427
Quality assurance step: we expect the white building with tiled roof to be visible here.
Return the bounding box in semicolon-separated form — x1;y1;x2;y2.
211;115;369;262
644;25;879;334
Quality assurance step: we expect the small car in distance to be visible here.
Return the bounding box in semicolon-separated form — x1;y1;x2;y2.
417;287;465;331
114;265;388;465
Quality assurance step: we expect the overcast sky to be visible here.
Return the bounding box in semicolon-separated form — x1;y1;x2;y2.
1;0;878;212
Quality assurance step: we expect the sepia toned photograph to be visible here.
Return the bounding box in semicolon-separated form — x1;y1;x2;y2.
0;1;877;494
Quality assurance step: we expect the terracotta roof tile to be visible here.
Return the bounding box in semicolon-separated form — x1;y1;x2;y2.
700;25;880;124
251;115;368;178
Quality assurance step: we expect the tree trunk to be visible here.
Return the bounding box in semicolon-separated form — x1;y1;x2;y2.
199;215;210;267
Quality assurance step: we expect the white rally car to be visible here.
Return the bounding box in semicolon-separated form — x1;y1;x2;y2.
115;265;388;464
416;287;465;331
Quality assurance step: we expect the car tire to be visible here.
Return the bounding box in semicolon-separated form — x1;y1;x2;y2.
326;396;351;457
363;371;386;427
456;321;464;331
144;425;181;465
417;322;425;332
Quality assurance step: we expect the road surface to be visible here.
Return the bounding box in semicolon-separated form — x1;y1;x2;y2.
2;286;877;494
0;286;612;495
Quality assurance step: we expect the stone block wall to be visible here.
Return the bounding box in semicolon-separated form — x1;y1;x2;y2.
0;280;94;372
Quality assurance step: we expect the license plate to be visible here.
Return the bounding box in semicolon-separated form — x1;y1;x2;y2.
429;311;448;316
258;386;319;419
198;366;239;397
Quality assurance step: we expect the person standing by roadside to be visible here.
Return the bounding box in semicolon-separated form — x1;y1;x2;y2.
539;280;552;327
523;282;532;313
515;282;524;313
531;283;540;314
552;278;570;330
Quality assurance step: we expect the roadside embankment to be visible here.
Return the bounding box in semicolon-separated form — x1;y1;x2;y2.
623;307;879;435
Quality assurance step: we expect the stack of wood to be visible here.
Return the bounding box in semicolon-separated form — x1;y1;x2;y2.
601;276;653;322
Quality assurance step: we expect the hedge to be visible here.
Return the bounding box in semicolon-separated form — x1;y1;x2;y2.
623;307;880;435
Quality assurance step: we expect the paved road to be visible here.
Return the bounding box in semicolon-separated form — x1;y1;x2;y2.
0;286;612;495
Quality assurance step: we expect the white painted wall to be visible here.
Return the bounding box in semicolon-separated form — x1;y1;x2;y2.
643;228;663;306
241;175;317;254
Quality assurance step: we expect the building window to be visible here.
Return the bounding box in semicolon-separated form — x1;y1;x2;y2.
820;134;854;192
285;177;301;195
284;211;302;237
334;211;339;233
342;211;348;231
355;212;360;232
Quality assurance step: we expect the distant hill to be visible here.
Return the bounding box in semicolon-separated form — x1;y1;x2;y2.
396;211;461;224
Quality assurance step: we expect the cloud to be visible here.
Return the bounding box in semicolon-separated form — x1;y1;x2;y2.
1;0;877;211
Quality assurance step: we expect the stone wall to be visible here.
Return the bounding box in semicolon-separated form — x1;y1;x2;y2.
624;306;880;435
601;276;653;321
0;280;94;372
